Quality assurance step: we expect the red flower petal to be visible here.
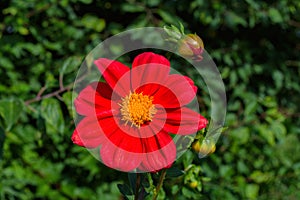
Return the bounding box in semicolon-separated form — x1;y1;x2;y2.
71;129;84;147
74;82;116;117
153;74;197;108
101;115;169;153
72;116;106;148
184;76;198;94
142;130;173;152
164;74;197;106
94;58;130;94
130;53;170;91
100;117;143;153
132;52;170;69
162;107;208;135
135;83;162;100
151;85;180;108
100;141;142;172
139;134;176;172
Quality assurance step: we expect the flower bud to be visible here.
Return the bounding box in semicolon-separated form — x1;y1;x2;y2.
188;181;198;189
178;34;204;61
192;139;216;155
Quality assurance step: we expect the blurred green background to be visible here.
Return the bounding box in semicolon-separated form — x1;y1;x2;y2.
0;0;300;199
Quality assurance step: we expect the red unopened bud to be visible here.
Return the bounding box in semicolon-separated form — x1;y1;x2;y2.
178;34;204;61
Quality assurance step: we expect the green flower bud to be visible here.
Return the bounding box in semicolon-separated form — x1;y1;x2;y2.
178;34;204;61
192;139;216;155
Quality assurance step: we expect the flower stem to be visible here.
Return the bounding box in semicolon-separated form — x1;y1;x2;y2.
134;173;141;200
152;168;167;200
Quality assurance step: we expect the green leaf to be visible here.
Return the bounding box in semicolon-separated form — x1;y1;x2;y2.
257;124;275;146
40;98;65;134
268;8;283;23
275;134;300;167
166;167;184;178
78;0;92;4
181;187;200;199
244;100;258;116
0;57;14;70
128;173;136;194
245;184;259;199
121;3;144;13
237;161;249;174
146;0;160;7
157;10;177;24
117;183;133;196
231;127;250;145
59;56;82;75
81;15;106;32
182;150;194;169
250;171;272;183
271;122;286;141
225;11;248;27
272;70;284;89
0;98;24;132
245;0;260;10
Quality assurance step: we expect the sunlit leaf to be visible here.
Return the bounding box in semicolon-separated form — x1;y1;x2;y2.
0;99;23;132
40;98;65;134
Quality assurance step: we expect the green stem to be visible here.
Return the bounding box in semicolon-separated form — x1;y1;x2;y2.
152;168;167;200
134;173;141;200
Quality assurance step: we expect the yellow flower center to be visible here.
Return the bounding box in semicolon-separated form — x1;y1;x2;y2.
120;92;157;128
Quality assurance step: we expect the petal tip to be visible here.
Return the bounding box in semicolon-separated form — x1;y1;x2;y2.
71;130;84;147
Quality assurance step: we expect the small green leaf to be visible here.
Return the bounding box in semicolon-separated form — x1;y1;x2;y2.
0;98;24;132
273;70;284;89
78;0;92;4
275;134;300;167
81;15;106;32
157;10;177;24
146;0;160;7
245;184;259;199
170;25;180;34
244;100;258;116
225;11;248;27
231;127;250;145
182;150;194;169
41;98;65;134
166;167;184;178
0;57;14;70
182;187;195;198
237;161;249;174
60;56;82;75
271;122;286;141
128;173;136;194
250;171;272;183
268;8;283;23
18;27;29;35
121;3;144;13
257;124;275;146
179;22;185;35
170;185;179;195
117;183;133;196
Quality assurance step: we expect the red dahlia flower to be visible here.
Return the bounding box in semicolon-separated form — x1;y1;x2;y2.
72;52;208;172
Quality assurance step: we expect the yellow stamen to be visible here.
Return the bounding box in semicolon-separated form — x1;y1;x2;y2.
120;92;157;128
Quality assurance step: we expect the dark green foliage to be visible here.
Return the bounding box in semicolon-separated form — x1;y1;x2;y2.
0;0;299;199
